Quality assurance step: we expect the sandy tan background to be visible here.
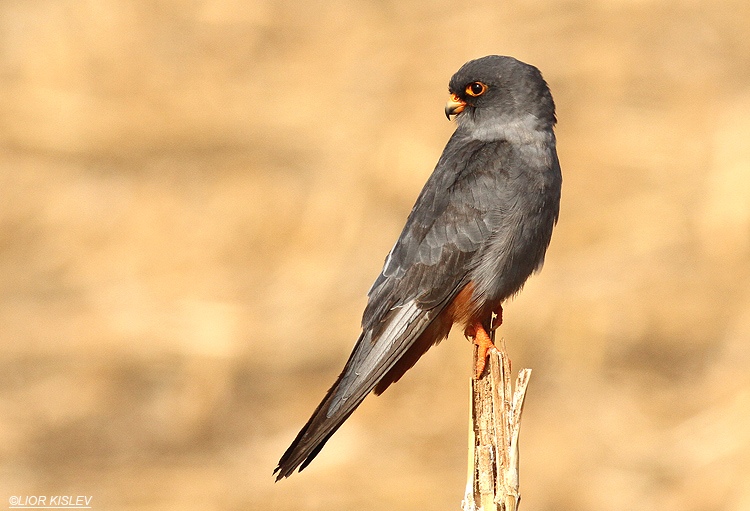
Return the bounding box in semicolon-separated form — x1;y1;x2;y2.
2;0;750;509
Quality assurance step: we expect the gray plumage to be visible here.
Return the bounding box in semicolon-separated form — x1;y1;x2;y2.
274;55;561;480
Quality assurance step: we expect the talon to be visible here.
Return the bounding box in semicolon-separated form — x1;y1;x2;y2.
468;322;498;378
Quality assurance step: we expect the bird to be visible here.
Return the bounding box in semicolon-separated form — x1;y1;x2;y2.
274;55;561;480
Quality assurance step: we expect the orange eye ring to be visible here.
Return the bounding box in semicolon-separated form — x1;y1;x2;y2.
465;82;487;97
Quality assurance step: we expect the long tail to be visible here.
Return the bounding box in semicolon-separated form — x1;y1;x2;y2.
274;301;438;480
273;362;359;480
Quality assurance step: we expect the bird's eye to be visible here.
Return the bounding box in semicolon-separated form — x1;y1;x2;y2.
465;82;487;97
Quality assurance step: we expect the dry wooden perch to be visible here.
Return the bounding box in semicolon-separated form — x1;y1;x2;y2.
462;325;531;511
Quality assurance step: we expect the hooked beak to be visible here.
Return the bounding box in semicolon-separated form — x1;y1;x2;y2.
445;94;466;119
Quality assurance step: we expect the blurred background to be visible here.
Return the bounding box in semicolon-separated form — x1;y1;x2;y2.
1;0;749;509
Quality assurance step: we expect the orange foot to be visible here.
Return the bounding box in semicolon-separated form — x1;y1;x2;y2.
466;322;499;379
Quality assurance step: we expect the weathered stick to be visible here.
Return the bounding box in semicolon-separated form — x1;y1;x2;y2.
462;324;532;511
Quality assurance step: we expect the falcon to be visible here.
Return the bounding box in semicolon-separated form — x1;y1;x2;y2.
274;55;561;480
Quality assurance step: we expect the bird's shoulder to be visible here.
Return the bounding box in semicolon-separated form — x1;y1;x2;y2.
362;135;514;330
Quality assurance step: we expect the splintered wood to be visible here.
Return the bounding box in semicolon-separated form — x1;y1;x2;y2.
462;338;531;511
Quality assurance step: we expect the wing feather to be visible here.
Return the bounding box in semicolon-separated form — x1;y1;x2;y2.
274;135;514;479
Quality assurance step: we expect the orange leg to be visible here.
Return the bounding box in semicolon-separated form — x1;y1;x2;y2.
465;322;499;379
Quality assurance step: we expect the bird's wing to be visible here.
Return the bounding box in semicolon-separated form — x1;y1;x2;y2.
274;136;512;479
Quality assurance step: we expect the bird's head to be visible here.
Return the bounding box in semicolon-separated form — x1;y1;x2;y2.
445;55;556;131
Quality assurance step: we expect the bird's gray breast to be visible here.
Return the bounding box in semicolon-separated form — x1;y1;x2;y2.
469;128;561;304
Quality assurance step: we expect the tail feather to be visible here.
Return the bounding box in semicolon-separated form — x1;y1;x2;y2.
274;368;358;480
274;301;439;479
